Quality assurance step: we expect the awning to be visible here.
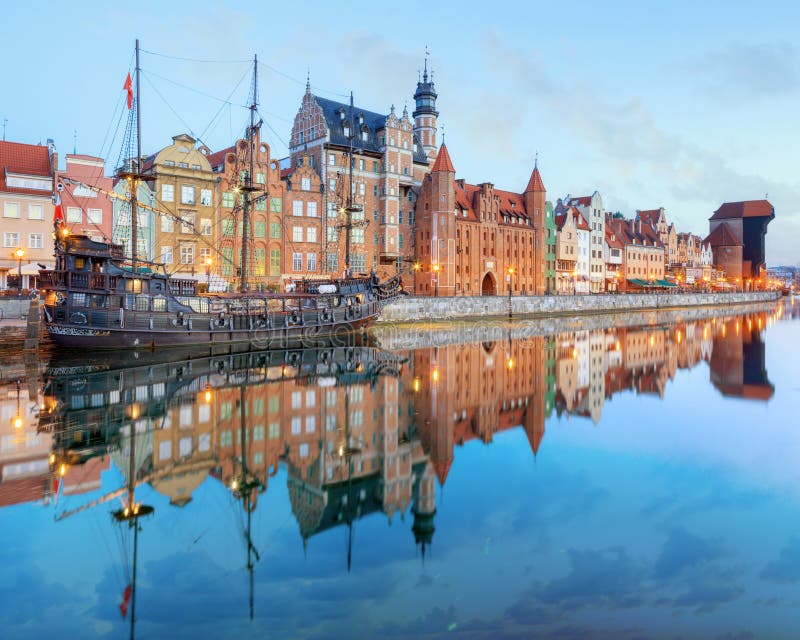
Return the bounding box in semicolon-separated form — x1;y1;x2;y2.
6;263;53;275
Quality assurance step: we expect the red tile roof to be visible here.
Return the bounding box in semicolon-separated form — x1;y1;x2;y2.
637;208;662;226
710;200;774;220
525;166;545;193
704;222;742;247
207;145;234;170
0;140;53;196
571;206;590;231
430;143;455;173
280;167;294;179
567;195;591;207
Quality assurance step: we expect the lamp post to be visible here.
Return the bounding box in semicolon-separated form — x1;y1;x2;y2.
506;266;515;319
412;261;421;295
13;248;24;292
432;263;440;298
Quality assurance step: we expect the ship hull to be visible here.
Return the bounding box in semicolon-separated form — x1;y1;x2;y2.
44;316;373;350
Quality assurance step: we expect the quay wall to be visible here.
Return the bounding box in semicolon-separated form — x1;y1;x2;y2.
373;297;781;351
0;297;31;320
378;291;780;323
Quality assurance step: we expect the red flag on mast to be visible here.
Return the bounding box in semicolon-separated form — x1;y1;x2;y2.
124;72;133;110
119;584;132;618
53;192;64;224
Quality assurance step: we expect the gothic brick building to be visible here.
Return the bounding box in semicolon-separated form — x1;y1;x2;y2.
413;144;548;296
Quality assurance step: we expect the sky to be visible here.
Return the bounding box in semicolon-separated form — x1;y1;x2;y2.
2;0;798;264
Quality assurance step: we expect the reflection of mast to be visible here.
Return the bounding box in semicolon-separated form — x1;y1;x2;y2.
337;388;364;572
112;414;154;640
230;380;263;621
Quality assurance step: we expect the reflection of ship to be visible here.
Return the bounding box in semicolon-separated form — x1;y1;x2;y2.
40;342;406;632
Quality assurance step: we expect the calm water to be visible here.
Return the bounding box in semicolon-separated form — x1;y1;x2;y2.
1;300;799;639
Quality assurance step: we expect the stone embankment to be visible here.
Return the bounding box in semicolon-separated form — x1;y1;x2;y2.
379;291;780;323
373;297;780;351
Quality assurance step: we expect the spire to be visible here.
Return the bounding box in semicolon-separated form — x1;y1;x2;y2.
430;143;455;173
525;161;546;193
423;45;429;82
305;71;311;95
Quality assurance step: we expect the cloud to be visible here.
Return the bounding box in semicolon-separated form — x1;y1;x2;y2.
686;42;800;99
760;535;800;583
653;528;725;579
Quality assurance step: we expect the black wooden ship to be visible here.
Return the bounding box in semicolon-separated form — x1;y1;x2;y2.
38;42;404;350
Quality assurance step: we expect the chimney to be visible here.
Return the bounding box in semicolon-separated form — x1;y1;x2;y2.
47;137;58;175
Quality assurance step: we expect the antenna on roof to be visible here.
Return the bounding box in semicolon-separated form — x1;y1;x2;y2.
423;45;429;81
2;118;6;141
534;150;538;168
440;123;445;144
73;129;77;154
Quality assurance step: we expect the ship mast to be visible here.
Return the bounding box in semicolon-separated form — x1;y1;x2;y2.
239;54;259;293
131;39;142;276
336;92;366;278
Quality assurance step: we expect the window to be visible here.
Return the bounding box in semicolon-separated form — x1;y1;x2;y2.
254;221;266;238
398;235;403;249
329;154;336;166
270;249;280;276
292;391;302;409
307;202;317;217
293;227;303;242
372;161;379;172
306;227;317;243
197;218;211;236
351;228;365;244
221;219;234;237
87;208;102;224
28;204;43;220
329;178;336;192
301;177;311;191
292;201;303;216
270;197;282;213
351;253;366;271
327;253;338;272
398;211;403;224
199;247;212;265
222;191;235;208
307;252;317;271
161;216;174;233
66;207;81;223
270;222;281;239
4;202;19;218
292;252;302;271
180;244;194;264
181;185;195;204
162;184;174;202
3;232;20;247
327;227;338;242
255;197;266;211
180;213;195;234
200;189;212;206
160;246;173;264
254;248;266;276
221;246;234;276
299;443;309;458
305;415;316;433
28;234;43;249
255;172;265;184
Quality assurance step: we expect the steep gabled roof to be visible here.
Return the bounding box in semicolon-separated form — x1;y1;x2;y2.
524;165;545;193
571;206;590;231
567;195;592;207
0;140;53;196
710;200;774;220
313;95;429;164
704;221;743;247
207;145;234;171
430;143;455;173
637;208;662;226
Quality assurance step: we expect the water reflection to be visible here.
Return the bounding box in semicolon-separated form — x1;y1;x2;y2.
0;300;794;638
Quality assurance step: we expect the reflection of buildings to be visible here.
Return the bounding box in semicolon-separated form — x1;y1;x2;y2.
0;311;781;560
709;314;774;401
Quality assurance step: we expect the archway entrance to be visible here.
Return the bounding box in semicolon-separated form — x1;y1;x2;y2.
481;272;497;296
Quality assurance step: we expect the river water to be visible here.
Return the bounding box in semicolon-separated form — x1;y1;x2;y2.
0;299;798;639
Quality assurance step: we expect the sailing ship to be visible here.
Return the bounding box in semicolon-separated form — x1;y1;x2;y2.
38;41;405;350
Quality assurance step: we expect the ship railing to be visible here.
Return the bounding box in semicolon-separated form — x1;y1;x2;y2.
39;270;120;292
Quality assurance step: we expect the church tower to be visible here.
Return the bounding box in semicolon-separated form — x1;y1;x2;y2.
413;51;439;163
524;159;547;295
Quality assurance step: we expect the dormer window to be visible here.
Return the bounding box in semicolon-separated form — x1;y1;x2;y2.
340;109;345;120
343;125;350;138
358;114;364;124
361;129;369;142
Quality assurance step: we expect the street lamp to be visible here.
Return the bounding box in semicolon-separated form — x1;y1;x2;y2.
506;266;515;319
432;263;440;297
13;248;24;292
412;261;421;295
204;256;213;290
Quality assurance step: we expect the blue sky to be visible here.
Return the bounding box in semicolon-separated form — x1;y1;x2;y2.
2;0;798;264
